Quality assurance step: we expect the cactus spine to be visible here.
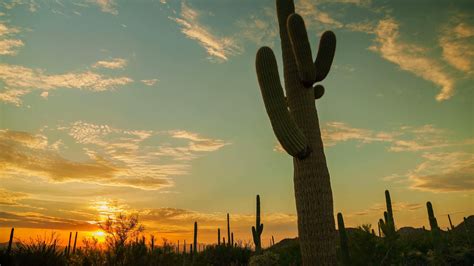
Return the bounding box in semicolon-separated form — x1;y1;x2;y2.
337;213;350;265
193;221;198;255
255;0;337;263
227;213;231;247
252;194;264;253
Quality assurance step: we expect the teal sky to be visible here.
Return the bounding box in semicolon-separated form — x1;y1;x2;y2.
0;0;473;245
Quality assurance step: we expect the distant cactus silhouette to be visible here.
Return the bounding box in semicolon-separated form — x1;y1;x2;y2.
255;0;337;263
72;232;78;254
217;228;221;245
252;195;264;253
67;232;72;256
426;202;441;243
379;190;397;239
227;213;231;247
193;221;198;255
448;214;454;230
7;227;14;256
337;213;350;265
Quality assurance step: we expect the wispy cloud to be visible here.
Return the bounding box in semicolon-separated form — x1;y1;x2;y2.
347;201;423;217
0;122;229;190
406;152;474;193
369;18;456;101
89;0;118;15
236;7;278;47
141;79;159;86
0;63;133;105
171;1;241;62
0;22;24;55
297;0;344;29
439;16;474;75
92;58;127;69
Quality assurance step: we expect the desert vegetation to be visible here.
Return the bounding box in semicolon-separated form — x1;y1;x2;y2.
1;191;473;265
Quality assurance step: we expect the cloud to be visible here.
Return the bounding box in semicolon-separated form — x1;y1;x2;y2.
297;0;344;29
439;17;474;75
347;201;423;217
171;1;242;62
169;130;230;152
236;7;278;47
0;188;29;206
89;0;118;15
407;152;474;193
0;210;97;231
0;63;133;105
0;22;24;55
369;18;456;101
141;79;159;86
0;122;229;190
92;58;127;69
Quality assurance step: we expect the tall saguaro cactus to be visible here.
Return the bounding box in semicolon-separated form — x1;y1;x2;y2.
379;190;397;239
255;0;336;263
252;194;264;253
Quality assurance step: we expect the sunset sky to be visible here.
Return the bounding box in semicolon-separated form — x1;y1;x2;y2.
0;0;473;247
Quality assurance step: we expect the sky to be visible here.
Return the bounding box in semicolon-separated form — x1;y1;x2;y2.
0;0;473;248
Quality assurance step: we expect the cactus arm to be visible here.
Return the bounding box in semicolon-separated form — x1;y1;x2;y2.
314;85;325;99
256;47;311;159
314;31;337;82
287;13;317;87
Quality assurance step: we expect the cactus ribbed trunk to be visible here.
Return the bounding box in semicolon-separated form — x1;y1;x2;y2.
256;0;337;264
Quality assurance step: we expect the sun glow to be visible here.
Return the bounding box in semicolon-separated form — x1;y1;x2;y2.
91;230;106;243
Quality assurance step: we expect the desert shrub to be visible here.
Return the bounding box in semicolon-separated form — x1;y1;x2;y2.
193;244;252;266
249;251;279;266
13;233;67;266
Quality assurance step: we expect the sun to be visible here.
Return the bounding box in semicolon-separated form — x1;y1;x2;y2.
91;230;106;243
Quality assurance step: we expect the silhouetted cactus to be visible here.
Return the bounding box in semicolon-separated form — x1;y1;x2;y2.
255;0;336;263
227;213;231;247
427;202;441;243
72;232;77;254
7;227;14;256
448;214;454;230
193;221;198;255
379;190;397;240
67;232;72;256
252;194;264;253
218;228;221;245
337;213;350;265
150;235;155;251
231;232;234;246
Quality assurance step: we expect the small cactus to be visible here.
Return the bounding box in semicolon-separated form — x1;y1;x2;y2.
252;194;264;253
337;213;350;265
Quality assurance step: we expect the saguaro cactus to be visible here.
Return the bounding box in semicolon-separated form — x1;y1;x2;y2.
379;190;397;239
73;232;78;254
227;213;231;247
255;0;336;263
448;214;454;230
337;213;350;265
7;227;14;256
193;221;198;255
218;228;221;245
67;232;72;256
252;194;264;252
